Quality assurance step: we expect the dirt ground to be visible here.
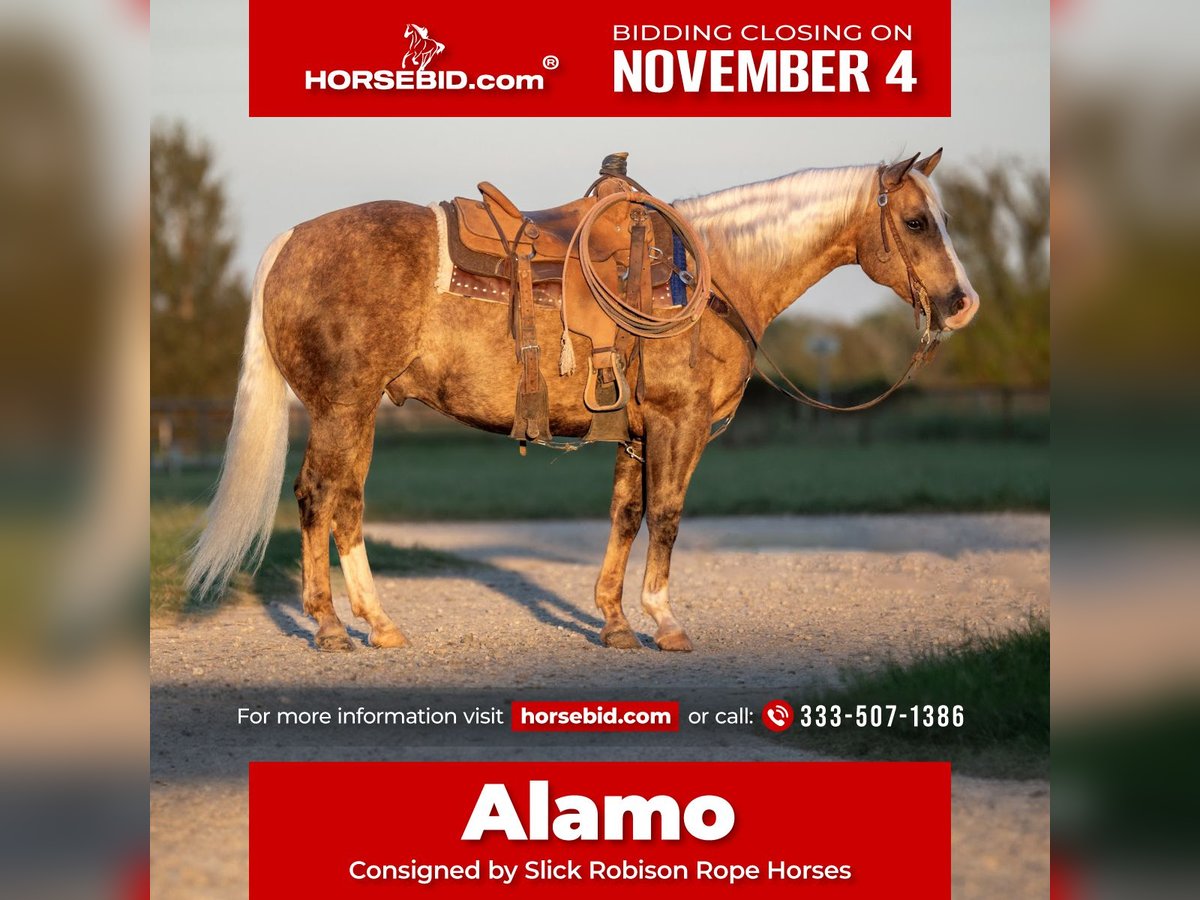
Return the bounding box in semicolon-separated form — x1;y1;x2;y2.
151;513;1049;899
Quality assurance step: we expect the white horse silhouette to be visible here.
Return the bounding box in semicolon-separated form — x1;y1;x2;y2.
402;23;445;72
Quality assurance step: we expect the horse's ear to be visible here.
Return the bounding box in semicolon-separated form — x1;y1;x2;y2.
916;148;943;177
882;153;921;189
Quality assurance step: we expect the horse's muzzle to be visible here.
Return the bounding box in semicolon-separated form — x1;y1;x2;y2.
941;288;980;330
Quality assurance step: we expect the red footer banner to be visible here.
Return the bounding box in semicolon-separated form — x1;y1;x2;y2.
250;761;950;897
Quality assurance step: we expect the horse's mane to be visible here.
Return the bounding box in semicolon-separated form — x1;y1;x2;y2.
675;162;945;268
675;165;875;267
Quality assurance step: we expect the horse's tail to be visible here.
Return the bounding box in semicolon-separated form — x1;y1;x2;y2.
185;229;294;599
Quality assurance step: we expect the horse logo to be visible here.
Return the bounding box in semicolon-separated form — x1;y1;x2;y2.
402;23;445;72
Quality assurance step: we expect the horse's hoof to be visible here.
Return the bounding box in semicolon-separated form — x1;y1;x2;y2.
601;625;643;650
315;625;355;652
369;623;410;649
655;629;694;652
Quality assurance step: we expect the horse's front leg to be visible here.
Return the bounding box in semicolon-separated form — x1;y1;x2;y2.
640;409;708;651
595;445;646;649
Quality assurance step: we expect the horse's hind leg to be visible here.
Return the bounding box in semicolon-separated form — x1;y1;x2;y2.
329;412;408;649
639;410;707;652
594;446;646;649
294;415;355;651
295;405;406;651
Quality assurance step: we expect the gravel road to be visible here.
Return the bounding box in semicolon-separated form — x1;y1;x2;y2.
151;513;1049;899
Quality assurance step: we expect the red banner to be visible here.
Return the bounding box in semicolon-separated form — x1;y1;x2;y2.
249;0;950;117
250;761;950;897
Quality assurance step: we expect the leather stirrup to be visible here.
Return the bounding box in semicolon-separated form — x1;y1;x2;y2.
583;352;630;413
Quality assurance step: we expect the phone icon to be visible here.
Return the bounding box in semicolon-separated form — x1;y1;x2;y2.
762;699;794;733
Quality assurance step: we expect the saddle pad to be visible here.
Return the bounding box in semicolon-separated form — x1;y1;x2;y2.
446;266;675;309
448;266;561;309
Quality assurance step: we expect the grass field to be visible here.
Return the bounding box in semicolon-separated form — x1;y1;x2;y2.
786;618;1050;779
153;432;1049;522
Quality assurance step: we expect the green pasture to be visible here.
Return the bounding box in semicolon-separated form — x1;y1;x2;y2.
152;431;1047;619
153;432;1048;521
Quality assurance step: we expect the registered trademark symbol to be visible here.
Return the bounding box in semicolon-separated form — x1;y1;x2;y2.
542;55;559;70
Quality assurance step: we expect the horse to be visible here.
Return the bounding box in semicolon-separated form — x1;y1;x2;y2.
185;150;979;653
402;24;444;72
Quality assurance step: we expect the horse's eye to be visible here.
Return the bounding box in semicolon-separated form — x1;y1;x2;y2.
905;218;924;232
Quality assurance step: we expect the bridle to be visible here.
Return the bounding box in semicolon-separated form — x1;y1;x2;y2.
713;165;945;416
876;165;944;335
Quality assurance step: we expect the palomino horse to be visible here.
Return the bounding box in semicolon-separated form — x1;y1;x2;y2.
402;24;445;72
186;150;979;652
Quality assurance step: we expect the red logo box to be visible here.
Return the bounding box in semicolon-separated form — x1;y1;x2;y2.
250;0;950;117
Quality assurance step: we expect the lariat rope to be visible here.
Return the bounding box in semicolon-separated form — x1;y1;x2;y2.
558;191;712;373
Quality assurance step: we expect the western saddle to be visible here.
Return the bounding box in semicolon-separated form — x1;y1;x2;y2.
439;152;707;446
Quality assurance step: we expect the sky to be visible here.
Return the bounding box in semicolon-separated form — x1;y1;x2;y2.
151;0;1048;322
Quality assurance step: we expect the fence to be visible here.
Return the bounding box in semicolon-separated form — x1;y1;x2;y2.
150;398;457;471
152;386;1050;469
727;383;1050;444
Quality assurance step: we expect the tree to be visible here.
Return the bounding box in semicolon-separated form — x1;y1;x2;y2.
760;162;1050;392
151;123;248;399
933;163;1050;388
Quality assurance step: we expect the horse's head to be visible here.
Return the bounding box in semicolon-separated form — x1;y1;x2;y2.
855;149;979;332
404;23;427;39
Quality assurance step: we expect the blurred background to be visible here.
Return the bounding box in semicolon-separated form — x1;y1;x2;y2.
1053;0;1200;898
0;3;147;899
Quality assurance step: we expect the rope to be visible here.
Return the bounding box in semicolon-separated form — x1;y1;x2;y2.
562;192;712;341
